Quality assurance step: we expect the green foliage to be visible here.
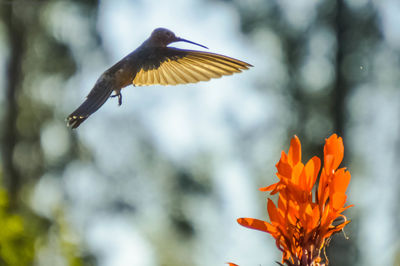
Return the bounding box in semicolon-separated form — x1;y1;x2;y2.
0;189;35;266
0;169;92;266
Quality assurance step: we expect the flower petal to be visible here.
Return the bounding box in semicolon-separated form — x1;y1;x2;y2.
331;168;351;195
237;218;276;234
259;183;277;192
324;134;344;174
331;192;347;210
300;156;321;192
288;135;302;166
276;159;292;179
235;134;352;265
268;199;282;224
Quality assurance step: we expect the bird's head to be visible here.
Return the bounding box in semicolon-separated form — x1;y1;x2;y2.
149;28;208;49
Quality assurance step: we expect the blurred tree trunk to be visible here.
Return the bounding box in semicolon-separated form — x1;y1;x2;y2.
0;1;99;264
396;102;400;265
333;0;346;140
1;2;26;208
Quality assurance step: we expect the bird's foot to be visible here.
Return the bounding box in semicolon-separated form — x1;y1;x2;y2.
111;92;122;106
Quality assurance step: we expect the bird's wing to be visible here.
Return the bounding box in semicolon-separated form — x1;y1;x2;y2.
132;47;252;86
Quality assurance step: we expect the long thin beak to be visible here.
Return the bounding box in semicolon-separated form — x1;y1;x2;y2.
176;37;209;49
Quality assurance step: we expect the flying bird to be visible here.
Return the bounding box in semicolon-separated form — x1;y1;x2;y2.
67;28;252;128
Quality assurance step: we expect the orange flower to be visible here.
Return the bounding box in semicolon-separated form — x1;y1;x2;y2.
237;134;352;265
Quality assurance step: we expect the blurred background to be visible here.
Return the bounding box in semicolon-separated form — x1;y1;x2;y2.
0;0;399;265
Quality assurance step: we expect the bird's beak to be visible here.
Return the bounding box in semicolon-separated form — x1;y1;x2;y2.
175;37;209;49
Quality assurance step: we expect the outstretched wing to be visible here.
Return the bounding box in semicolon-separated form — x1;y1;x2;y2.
132;47;252;86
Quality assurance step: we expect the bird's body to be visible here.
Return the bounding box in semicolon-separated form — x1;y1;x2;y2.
67;28;252;128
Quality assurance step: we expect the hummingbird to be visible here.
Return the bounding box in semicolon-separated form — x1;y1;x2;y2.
67;28;252;128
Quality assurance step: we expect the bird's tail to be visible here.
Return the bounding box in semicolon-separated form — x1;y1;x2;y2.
67;78;114;129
